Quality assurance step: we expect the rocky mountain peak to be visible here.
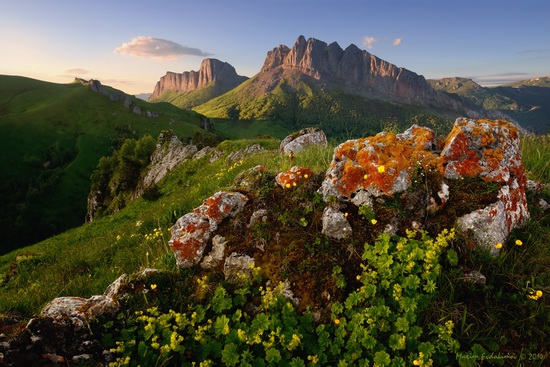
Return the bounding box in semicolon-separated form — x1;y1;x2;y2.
259;36;466;111
150;58;248;100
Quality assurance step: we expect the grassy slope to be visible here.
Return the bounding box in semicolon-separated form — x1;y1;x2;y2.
0;75;208;253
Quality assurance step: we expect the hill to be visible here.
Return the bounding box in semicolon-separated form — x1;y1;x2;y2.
0;75;212;253
429;77;550;133
0;119;548;365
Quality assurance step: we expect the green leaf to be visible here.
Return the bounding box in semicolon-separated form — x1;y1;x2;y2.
373;350;391;366
289;357;306;367
265;348;282;364
221;343;240;366
395;316;409;333
212;286;232;313
214;315;230;336
446;248;459;266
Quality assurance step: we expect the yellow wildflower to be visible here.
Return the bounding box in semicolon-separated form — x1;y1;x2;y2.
334;319;340;325
515;239;523;246
364;174;368;180
293;182;297;187
151;284;157;290
377;165;385;173
356;275;361;281
495;243;503;249
304;173;309;179
371;219;377;225
285;183;291;188
413;360;421;366
344;212;349;217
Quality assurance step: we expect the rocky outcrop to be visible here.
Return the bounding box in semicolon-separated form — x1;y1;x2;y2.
319;118;529;253
169;191;248;268
260;35;465;110
150;58;248;100
279;127;327;155
137;131;197;195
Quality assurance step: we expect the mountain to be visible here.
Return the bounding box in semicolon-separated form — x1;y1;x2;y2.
149;58;248;109
429;76;550;133
193;36;470;136
0;75;211;254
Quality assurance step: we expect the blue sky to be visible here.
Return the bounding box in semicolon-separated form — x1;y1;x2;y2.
1;0;549;94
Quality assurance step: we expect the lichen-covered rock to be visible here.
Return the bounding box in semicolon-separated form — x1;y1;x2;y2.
321;206;352;240
200;235;227;269
443;118;529;252
224;253;254;284
280;128;327;155
319;125;439;206
275;166;315;189
170;191;248;268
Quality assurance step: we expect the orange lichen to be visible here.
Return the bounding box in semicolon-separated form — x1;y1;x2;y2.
276;166;315;189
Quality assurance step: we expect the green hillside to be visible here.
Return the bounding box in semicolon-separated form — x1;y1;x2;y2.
150;81;240;110
195;78;454;138
0;75;211;253
0;130;548;365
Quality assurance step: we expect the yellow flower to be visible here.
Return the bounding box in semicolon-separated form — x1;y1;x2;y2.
293;182;297;187
413;360;421;366
304;174;309;179
334;319;340;325
495;243;503;249
377;165;385;173
371;219;377;225
515;239;523;246
151;284;157;290
364;174;368;180
356;275;361;281
536;290;543;298
285;183;291;188
344;212;349;217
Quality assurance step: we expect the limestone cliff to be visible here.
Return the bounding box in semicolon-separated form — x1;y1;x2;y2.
149;58;248;100
258;35;465;110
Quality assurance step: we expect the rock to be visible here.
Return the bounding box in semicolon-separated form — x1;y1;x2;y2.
248;209;268;228
321;206;352;240
227;144;265;161
141;132;198;189
463;270;487;285
443;118;529;253
320;118;529;253
280;128;327;155
224;253;255;284
200;235;227;269
526;179;543;192
132;105;142;115
193;146;215;161
319;125;439;206
234;165;268;190
170;191;248;268
275;166;315;189
150;59;248;102
539;198;550;211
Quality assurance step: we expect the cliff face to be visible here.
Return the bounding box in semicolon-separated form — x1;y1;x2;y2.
259;36;465;110
150;58;248;100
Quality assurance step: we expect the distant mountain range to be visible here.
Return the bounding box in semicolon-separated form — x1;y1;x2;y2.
151;36;550;134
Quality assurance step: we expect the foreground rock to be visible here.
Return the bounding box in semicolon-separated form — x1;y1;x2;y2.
279;127;328;155
320;118;529;253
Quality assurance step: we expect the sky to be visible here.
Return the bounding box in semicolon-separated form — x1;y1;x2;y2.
1;0;549;95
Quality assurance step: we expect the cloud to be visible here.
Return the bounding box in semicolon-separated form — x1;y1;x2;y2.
362;36;377;49
392;38;402;46
114;36;211;60
471;72;532;86
65;68;89;75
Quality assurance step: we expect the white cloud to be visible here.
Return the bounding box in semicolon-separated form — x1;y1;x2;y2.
65;68;89;75
114;36;211;60
362;36;377;49
392;38;402;46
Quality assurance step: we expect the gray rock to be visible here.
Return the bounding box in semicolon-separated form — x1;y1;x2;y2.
224;253;254;284
280;128;327;155
227;144;265;161
321;206;352;240
200;235;227;269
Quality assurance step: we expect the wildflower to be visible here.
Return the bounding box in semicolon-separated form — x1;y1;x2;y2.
344;212;349;217
356;275;361;281
151;284;157;290
495;243;503;249
334;319;340;325
537;290;543;298
378;165;385;173
413;360;421;366
371;219;377;225
293;182;297;187
364;174;368;180
116;235;121;242
285;183;291;188
304;173;309;179
515;239;523;246
529;290;543;300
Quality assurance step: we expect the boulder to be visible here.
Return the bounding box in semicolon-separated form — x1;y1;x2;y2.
319;118;529;253
227;144;265;161
224;253;255;284
280;128;327;155
275;166;315;189
170;191;248;268
200;235;227;270
321;206;352;240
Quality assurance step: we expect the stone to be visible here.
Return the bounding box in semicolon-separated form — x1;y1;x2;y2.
132;105;142;115
280;128;328;155
227;144;265;161
275;166;315;189
319;125;439;206
224;253;255;284
193;146;214;161
463;270;487;285
170;191;248;268
200;235;227;269
321;206;352;240
248;209;268;228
